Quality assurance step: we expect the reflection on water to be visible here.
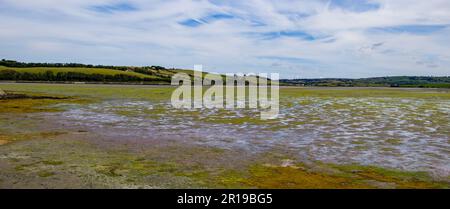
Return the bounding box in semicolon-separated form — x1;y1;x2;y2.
50;97;450;176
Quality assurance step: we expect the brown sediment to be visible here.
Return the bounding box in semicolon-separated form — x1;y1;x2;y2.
0;135;10;145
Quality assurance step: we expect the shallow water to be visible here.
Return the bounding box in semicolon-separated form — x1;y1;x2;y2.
47;95;450;176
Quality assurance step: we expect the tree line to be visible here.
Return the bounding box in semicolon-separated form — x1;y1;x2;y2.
0;59;168;72
0;69;170;83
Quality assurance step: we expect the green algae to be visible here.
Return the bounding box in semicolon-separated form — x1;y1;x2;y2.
0;83;173;102
281;87;450;99
330;164;449;189
385;139;402;145
221;163;450;189
38;171;55;178
42;160;64;166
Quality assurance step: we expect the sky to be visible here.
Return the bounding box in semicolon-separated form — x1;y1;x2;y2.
0;0;450;78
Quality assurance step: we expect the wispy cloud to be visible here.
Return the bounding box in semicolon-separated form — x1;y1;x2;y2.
258;56;317;64
89;2;138;14
179;13;234;27
329;0;380;12
371;25;448;35
257;31;316;40
179;19;204;27
0;0;449;78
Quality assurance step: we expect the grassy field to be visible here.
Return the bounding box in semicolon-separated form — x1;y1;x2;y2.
0;65;241;86
0;83;449;188
0;66;160;79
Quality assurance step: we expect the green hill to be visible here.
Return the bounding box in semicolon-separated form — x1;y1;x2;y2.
0;59;190;84
0;59;238;84
0;66;160;78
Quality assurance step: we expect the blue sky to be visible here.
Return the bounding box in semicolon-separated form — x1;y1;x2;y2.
0;0;449;78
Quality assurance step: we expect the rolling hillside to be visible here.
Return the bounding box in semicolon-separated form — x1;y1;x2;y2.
0;66;160;78
0;59;187;84
0;59;243;85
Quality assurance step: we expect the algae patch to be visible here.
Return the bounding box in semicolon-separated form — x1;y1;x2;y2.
235;163;450;189
0;94;68;113
38;171;55;178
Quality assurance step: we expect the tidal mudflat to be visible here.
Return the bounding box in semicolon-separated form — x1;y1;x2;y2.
0;83;449;188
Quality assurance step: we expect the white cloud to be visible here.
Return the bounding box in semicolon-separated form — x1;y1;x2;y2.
0;0;449;78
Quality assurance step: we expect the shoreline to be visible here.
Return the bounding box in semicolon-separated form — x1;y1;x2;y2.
1;81;449;90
